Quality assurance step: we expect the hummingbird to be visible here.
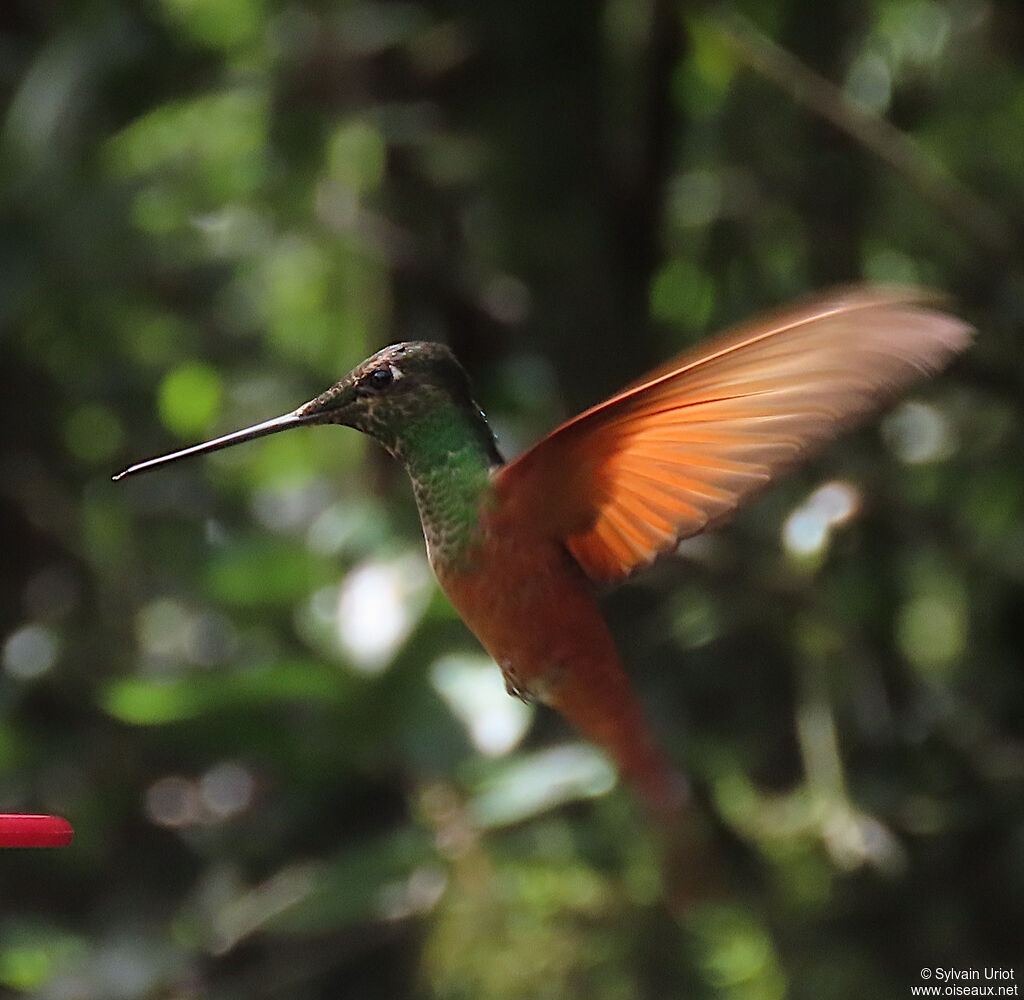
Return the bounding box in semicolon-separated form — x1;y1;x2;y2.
115;287;971;825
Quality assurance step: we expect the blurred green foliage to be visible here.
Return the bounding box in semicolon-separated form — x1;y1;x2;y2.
2;0;1023;997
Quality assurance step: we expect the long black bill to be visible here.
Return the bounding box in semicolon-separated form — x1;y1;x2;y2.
112;411;316;481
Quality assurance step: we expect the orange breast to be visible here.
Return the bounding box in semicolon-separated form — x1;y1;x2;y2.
434;504;687;819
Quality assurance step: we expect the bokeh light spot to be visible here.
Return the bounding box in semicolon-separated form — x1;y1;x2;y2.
896;593;967;675
64;403;123;463
160;0;265;50
158;362;224;437
783;480;862;558
200;761;256;820
327;119;386;194
430;654;533;756
845;49;892;112
136;598;192;659
883;400;954;464
469;745;616;828
3;624;59;680
145;775;201;828
649;258;715;327
337;555;433;672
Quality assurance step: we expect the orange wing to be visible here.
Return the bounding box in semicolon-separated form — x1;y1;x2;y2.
494;286;972;583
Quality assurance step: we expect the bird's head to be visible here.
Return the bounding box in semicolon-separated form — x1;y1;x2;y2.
296;342;491;459
113;341;501;480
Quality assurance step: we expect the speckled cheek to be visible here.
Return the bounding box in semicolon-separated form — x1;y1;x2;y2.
357;404;399;456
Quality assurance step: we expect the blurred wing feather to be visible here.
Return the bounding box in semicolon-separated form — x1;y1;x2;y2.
494;287;972;583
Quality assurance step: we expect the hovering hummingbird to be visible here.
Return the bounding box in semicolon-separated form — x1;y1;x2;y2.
115;287;971;824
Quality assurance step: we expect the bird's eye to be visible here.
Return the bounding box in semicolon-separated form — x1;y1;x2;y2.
367;367;394;391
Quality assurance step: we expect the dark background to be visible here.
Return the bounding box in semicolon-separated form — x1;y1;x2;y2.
2;1;1022;997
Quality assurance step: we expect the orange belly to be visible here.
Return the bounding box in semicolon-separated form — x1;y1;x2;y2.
433;514;687;819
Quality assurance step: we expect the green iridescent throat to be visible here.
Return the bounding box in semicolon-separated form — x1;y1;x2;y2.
392;404;503;570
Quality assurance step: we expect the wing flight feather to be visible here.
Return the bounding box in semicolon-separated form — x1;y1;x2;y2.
494;287;972;583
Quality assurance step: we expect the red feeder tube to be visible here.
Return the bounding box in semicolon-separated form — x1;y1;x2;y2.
0;814;74;848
